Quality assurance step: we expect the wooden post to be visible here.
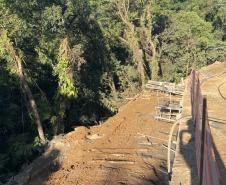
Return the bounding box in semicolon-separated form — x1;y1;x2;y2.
200;96;207;185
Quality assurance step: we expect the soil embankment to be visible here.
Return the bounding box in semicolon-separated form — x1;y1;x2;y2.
8;91;178;185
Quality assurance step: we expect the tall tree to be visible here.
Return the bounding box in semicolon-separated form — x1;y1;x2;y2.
0;30;45;142
138;1;159;80
114;0;145;88
52;37;85;134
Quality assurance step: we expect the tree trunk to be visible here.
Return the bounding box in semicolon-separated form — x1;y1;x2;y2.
136;49;145;88
53;97;70;135
109;75;117;100
139;29;158;81
150;41;159;81
16;56;45;142
139;2;159;81
126;28;145;88
3;38;46;142
115;1;145;88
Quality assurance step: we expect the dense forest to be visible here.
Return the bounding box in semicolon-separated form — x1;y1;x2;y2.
0;0;225;182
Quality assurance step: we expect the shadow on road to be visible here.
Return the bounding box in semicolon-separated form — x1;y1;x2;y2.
179;119;226;185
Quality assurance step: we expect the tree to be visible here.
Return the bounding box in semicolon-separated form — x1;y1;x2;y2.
138;1;159;80
113;0;146;87
112;0;160;84
0;30;45;142
52;37;85;134
158;11;226;82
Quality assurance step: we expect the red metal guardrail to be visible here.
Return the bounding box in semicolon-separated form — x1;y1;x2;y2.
190;70;221;185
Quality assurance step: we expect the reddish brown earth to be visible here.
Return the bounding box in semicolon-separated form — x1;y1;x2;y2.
7;62;226;185
22;92;177;185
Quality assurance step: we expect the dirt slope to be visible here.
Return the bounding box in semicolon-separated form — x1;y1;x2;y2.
10;91;177;185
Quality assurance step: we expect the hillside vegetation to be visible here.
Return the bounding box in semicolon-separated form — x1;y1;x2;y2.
0;0;225;182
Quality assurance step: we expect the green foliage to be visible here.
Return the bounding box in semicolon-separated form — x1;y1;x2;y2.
157;10;226;82
0;31;7;57
54;38;77;98
0;30;23;76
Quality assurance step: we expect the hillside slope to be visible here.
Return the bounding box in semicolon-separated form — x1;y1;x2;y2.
8;92;178;185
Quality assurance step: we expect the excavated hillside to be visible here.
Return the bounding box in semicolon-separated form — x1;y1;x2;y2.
8;62;226;185
8;91;179;185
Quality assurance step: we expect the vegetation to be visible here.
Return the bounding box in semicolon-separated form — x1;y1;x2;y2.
0;0;225;182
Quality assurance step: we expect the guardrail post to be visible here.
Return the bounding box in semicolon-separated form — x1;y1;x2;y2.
200;96;207;185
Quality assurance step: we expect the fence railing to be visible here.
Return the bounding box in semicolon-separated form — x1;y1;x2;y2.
190;70;221;185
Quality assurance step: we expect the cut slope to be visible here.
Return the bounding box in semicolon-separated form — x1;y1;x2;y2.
8;92;178;185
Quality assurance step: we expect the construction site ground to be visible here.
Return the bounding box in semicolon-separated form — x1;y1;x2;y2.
171;62;226;185
9;91;179;185
8;62;226;185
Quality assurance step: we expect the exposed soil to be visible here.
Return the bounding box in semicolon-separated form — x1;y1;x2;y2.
6;62;226;185
22;91;178;185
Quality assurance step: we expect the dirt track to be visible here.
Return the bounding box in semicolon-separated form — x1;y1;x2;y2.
22;92;178;185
